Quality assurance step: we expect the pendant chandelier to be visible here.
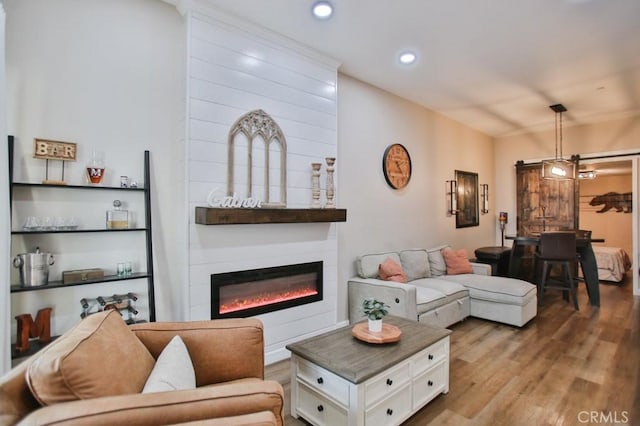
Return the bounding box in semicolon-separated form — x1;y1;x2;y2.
541;103;575;180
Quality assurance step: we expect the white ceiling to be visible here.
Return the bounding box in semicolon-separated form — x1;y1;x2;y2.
198;0;640;138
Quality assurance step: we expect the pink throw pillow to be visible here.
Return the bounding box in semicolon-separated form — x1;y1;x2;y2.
442;248;473;275
378;258;408;283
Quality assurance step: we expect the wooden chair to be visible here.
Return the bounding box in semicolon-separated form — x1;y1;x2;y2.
535;231;579;310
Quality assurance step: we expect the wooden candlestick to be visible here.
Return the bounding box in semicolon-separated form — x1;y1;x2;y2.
325;157;336;209
311;163;322;208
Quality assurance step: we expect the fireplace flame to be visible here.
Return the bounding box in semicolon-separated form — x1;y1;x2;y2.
220;288;319;314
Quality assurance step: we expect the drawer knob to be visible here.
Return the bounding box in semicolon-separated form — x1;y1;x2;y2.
428;380;434;386
317;405;324;412
428;354;434;360
387;408;393;416
386;378;393;386
395;298;400;303
317;377;324;384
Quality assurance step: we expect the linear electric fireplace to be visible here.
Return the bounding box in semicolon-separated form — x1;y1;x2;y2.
211;261;323;319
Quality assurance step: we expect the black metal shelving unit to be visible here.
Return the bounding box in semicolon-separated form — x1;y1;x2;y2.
7;137;156;332
9;272;152;293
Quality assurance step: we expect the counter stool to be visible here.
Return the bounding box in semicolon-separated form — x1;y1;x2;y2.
535;232;579;310
574;229;592;282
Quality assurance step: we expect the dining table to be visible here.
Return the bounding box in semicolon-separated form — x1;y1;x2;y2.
506;234;604;307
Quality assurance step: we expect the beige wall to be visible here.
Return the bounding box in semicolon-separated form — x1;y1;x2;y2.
494;116;640;239
336;74;496;321
580;174;633;256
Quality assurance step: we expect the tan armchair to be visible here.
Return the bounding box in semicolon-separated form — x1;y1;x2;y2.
0;311;284;425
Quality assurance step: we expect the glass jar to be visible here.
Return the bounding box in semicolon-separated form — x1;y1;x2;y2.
106;200;129;229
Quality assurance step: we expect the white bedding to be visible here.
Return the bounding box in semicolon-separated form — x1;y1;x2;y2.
592;246;632;282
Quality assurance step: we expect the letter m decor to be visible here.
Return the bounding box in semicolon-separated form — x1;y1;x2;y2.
227;109;287;208
14;308;53;353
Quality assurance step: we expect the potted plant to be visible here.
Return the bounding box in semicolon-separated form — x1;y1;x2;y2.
362;298;389;332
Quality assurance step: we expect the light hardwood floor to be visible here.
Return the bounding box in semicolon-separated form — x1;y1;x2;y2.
265;275;639;425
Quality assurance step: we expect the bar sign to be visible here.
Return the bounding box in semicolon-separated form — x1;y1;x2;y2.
34;138;77;161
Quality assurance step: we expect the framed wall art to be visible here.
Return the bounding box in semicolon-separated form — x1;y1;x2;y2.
455;170;479;228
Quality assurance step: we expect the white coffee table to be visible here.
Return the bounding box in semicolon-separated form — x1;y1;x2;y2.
286;316;451;426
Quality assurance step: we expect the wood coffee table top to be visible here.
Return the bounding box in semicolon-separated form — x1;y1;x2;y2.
286;316;451;384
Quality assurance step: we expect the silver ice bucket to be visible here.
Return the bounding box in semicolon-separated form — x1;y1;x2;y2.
13;247;55;287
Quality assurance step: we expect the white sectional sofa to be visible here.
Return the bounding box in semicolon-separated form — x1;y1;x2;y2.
348;247;537;328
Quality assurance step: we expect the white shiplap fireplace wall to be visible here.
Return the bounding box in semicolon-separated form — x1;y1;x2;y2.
175;3;341;363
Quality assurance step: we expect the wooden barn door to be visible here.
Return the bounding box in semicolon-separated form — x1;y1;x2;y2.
515;160;579;236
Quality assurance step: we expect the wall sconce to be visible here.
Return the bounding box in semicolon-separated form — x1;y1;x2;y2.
480;184;489;214
446;180;458;215
578;170;597;180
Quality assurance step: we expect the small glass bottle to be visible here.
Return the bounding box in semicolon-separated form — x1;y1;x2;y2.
106;200;129;229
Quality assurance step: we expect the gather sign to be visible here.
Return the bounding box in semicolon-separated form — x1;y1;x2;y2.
207;190;262;209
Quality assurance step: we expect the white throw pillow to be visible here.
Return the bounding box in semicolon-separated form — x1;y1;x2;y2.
142;335;196;393
426;245;451;277
399;249;431;280
357;252;400;278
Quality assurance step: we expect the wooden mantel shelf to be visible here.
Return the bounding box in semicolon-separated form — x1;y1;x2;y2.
195;207;347;225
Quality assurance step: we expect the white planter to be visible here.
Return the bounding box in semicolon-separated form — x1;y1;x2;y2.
368;318;383;332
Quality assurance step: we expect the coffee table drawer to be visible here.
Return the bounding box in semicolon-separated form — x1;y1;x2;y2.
413;361;448;409
364;361;410;408
297;381;348;425
365;382;411;426
412;337;449;376
296;357;349;402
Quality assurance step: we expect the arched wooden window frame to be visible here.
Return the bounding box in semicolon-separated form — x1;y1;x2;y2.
227;109;287;208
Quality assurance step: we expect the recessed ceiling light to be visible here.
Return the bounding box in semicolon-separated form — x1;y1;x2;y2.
399;51;417;65
312;1;333;19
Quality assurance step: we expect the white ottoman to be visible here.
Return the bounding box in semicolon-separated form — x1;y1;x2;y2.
442;274;537;327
